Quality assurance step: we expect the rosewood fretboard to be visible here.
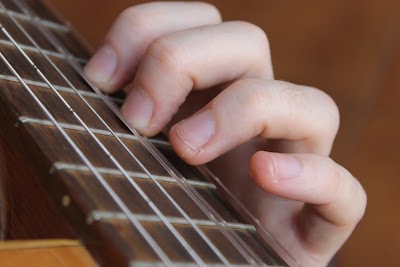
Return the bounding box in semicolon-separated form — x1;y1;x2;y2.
0;0;297;266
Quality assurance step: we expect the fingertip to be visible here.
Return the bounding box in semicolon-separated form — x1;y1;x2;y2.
168;123;210;166
249;151;276;189
250;151;304;194
121;88;154;130
84;44;118;92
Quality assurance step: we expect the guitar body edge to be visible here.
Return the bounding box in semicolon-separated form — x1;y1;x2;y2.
0;239;97;266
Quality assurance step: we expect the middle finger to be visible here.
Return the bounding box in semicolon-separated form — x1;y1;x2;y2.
121;21;273;136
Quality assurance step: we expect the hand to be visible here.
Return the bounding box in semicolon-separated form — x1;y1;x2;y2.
83;2;367;266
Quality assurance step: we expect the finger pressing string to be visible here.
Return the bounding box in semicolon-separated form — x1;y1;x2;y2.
121;21;273;136
169;79;339;165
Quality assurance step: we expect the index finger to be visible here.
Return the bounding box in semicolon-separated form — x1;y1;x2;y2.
84;1;222;91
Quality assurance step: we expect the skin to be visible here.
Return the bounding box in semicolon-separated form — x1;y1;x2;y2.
83;2;367;266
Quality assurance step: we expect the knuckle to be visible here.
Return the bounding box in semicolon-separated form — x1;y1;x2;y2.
239;80;270;110
278;81;308;110
236;21;270;54
234;79;272;133
197;2;222;23
349;177;367;223
333;163;348;198
118;6;150;32
146;36;185;71
232;21;270;47
227;21;272;77
300;85;340;137
318;89;340;135
334;163;367;224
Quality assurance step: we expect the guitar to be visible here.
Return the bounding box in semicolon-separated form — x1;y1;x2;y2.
0;0;299;266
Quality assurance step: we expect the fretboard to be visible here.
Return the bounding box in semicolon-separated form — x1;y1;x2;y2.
0;0;297;266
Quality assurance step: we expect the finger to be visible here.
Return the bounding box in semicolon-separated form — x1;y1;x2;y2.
250;151;367;255
121;21;273;136
83;1;222;91
168;79;339;165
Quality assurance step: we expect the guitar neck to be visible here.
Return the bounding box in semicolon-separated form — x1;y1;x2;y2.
0;0;295;266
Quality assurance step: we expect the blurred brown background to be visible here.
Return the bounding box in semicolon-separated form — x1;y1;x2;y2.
46;0;400;266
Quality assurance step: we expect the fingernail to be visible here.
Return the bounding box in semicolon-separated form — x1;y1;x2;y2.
121;88;153;128
272;154;302;180
83;44;117;87
177;110;216;152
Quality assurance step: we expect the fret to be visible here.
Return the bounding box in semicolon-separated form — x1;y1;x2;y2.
0;81;126;133
19;117;169;147
0;9;89;61
0;6;69;32
0;82;204;181
9;0;92;59
25;123;171;176
0;45;90;90
87;211;255;232
52;162;215;190
0;39;87;63
0;11;58;52
0;74;115;101
130;262;286;267
22;0;62;23
0;0;20;13
48;26;91;59
18;115;166;146
57;170;240;223
93;220;285;265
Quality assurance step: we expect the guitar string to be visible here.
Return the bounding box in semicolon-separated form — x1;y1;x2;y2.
0;2;232;265
11;0;267;265
0;9;207;267
0;50;173;266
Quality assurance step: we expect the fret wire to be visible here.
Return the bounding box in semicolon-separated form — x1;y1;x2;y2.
18;116;170;148
1;4;228;266
0;50;173;266
14;1;268;265
0;73;121;103
0;7;206;267
0;7;69;32
130;262;282;267
50;161;216;190
0;39;87;63
88;210;256;231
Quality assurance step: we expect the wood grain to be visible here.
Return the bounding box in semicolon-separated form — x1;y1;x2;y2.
0;239;97;267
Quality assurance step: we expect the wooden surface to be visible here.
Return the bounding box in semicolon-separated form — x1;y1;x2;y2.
46;0;400;266
0;240;97;266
